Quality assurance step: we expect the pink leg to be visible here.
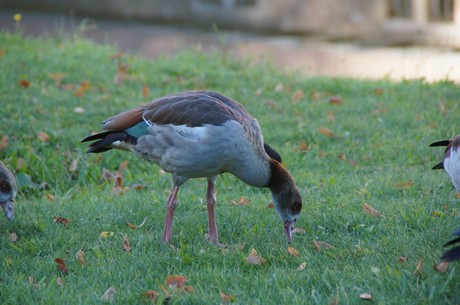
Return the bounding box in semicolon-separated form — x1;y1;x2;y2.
206;177;218;243
162;185;179;244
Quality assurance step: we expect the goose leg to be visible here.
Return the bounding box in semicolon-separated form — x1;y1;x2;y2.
207;176;225;247
162;185;179;244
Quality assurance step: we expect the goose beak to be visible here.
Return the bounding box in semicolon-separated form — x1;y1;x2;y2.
1;199;14;221
284;220;294;242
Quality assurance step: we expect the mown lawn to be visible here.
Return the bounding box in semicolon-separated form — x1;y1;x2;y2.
0;31;459;304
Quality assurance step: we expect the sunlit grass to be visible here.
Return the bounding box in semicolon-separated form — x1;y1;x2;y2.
0;31;459;304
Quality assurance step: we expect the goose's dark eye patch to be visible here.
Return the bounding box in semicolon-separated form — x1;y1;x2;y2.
0;182;10;193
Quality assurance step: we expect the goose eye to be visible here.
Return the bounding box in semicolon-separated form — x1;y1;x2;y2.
0;183;10;193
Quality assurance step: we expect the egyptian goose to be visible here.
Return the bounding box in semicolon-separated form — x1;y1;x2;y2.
0;161;16;221
442;228;460;262
82;91;302;244
430;134;460;192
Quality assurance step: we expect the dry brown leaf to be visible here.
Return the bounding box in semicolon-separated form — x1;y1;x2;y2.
142;85;149;97
144;290;158;301
329;96;343;105
45;193;55;202
359;293;372;300
19;79;30;88
133;184;144;191
57;277;63;287
239;196;250;205
298;142;309;152
220;291;236;302
398;256;407;263
122;235;131;252
327;111;335;122
48;73;65;86
76;249;87;266
118;160;129;172
53;216;71;226
0;135;8;151
28;276;36;285
267;202;275;208
337;153;346;160
397;180;413;189
288;246;299;257
455;192;460;199
292;89;304;103
54;258;68;274
10;232;18;242
434;261;449;273
166;275;187;290
318;127;335;138
414;256;423;275
292;227;306;235
0;48;6;58
297;262;307;271
74;81;91;97
101;287;115;302
362;203;381;217
313;239;335;251
245;248;267;265
37;131;50;142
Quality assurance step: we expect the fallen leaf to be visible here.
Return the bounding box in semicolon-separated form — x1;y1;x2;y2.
292;227;306;235
45;193;55;202
337;153;346;160
101;287;115;302
166;275;187;290
19;79;30;88
327;111;335;122
292;89;304;103
37;131;50;142
397;180;413;189
349;159;358;167
75;249;87;266
414;256;423;275
0;135;8;151
434;261;449;273
126;217;147;229
54;258;68;274
133;184;144;190
118;160;129;172
455;192;460;199
398;256;407;263
53;216;71;226
239;196;250;205
74;81;91;97
114;63;129;85
0;48;6;58
318;127;335;138
298;142;309;152
57;277;63;287
48;73;65;86
359;293;372;300
267;202;274;208
362;203;381;217
28;276;36;285
122;235;131;252
220;291;236;302
288;246;299;257
245;248;267;265
313;239;335;251
142;85;149;97
100;231;115;239
144;290;158;301
10;232;18;242
329;96;343;105
297;262;307;271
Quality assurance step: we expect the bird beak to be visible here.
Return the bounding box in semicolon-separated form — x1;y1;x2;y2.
1;199;14;221
284;220;294;242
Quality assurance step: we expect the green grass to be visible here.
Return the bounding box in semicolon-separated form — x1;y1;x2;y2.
0;30;459;304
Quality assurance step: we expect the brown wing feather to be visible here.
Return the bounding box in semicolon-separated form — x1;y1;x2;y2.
102;106;145;131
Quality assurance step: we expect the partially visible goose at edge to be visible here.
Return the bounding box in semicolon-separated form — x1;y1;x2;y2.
82;91;302;245
430;134;460;192
0;161;16;221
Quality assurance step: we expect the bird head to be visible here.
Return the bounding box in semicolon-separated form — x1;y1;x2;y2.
268;160;302;242
0;162;17;221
